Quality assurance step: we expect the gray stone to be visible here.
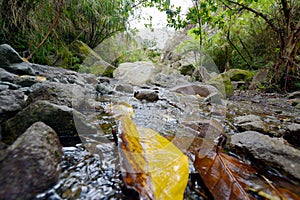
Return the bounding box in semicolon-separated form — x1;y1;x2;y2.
26;82;87;108
0;44;23;65
288;91;300;99
0;122;63;200
14;75;44;87
96;82;114;95
284;123;300;147
153;73;189;88
170;83;222;98
78;73;98;85
114;84;134;93
0;89;25;123
134;90;159;102
113;61;155;85
230;131;300;180
234;114;262;124
0;44;34;75
234;114;268;133
0;84;9;91
0;81;20;89
1;100;97;146
249;69;268;90
4;62;35;75
0;68;18;82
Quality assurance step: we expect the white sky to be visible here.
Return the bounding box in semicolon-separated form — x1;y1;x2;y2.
129;0;193;29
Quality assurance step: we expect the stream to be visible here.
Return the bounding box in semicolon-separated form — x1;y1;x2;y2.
34;87;300;200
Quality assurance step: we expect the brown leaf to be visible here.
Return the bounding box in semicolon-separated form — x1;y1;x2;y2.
194;138;300;200
195;149;255;200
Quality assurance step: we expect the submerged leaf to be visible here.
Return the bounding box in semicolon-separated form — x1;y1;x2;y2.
113;103;189;199
194;137;300;200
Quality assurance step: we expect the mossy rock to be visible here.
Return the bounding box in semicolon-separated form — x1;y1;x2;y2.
71;40;102;61
80;61;115;77
224;69;254;81
208;73;234;98
180;64;194;76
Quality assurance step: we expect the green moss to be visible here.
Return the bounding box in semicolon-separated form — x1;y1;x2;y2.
209;74;234;98
225;69;254;81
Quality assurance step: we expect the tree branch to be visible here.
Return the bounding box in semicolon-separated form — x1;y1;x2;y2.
225;0;279;33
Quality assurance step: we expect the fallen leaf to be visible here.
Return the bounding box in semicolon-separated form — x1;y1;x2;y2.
194;135;300;200
112;103;189;199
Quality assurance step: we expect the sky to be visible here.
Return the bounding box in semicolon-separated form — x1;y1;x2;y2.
129;0;193;29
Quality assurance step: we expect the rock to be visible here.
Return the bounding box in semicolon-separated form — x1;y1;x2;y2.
114;84;134;93
180;119;224;138
14;75;46;87
170;83;222;98
0;84;9;91
0;81;20;89
288;98;300;107
208;73;234;97
71;40;101;61
77;73;98;85
0;44;24;65
224;69;254;81
288;91;300;99
0;44;35;75
234;114;268;133
230;131;300;180
180;64;194;76
153;73;189;88
134;90;159;102
249;69;268;89
284;123;300;147
234;114;261;124
231;81;245;90
0;68;18;82
26;82;87;108
1;100;97;146
96;82;114;95
0;89;25;123
113;61;155;85
72;40;116;77
0;122;63;200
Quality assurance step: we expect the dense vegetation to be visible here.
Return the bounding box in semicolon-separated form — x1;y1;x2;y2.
0;0;129;70
0;0;299;91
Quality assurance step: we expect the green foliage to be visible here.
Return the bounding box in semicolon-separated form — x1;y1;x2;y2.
0;0;129;69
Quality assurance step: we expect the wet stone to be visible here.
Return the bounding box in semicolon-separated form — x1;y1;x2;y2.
134;89;159;102
284;123;300;147
230;131;300;180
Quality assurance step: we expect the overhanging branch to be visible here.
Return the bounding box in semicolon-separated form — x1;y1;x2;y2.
225;0;279;33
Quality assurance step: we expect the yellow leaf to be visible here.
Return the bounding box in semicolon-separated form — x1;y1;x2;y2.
113;103;189;200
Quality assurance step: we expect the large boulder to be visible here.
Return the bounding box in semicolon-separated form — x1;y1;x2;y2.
1;100;97;146
26;82;87;108
0;122;63;200
0;44;35;75
0;89;25;123
230;131;300;180
113;61;156;85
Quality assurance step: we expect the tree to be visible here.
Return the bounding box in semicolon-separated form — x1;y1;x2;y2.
163;0;299;90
